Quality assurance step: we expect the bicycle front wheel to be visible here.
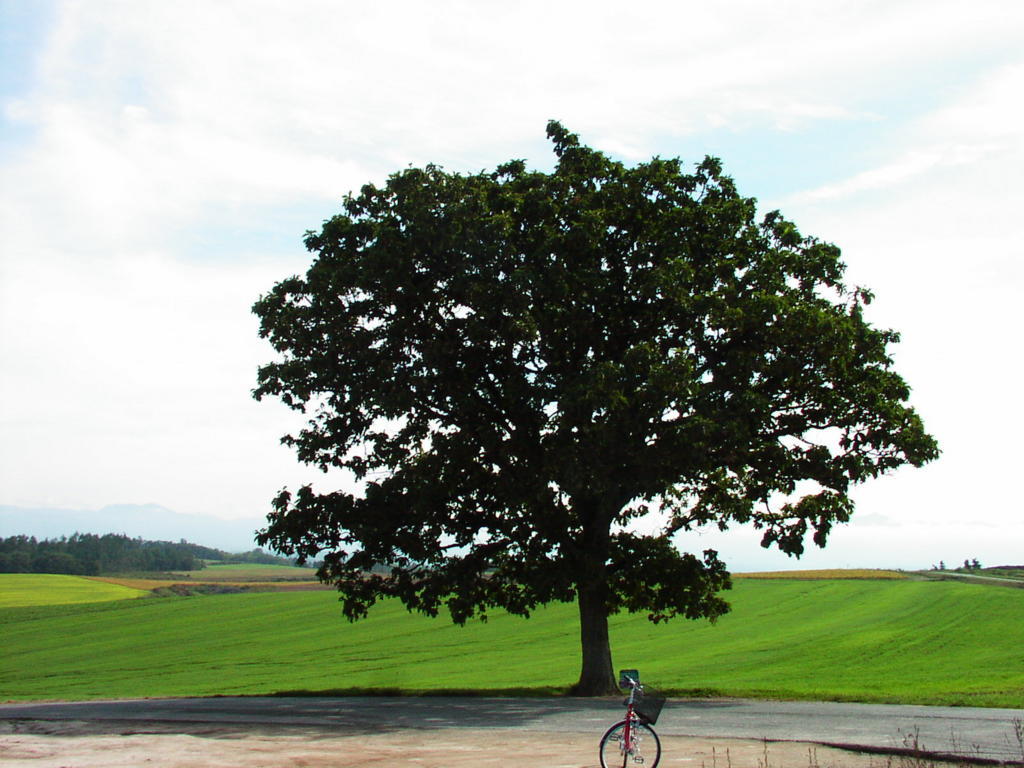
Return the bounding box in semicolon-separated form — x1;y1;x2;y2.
599;719;661;768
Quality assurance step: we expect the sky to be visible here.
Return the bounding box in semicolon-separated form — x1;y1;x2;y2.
1;0;1022;572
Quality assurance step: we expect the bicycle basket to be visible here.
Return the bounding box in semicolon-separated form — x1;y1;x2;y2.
635;690;666;725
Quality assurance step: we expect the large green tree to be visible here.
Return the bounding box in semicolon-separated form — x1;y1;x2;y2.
253;122;938;695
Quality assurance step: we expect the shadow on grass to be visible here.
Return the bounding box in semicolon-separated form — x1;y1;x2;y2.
266;685;731;699
268;686;572;698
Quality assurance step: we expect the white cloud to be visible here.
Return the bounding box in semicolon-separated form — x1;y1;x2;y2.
783;61;1024;206
8;2;1020;251
0;247;314;517
785;144;992;204
15;0;1018;240
766;57;1024;563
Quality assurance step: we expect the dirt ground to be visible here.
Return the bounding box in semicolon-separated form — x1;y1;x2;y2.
0;721;900;768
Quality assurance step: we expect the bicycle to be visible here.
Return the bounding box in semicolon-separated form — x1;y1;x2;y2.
599;670;664;768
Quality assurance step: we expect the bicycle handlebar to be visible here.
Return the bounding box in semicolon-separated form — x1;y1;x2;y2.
621;674;642;690
621;674;644;707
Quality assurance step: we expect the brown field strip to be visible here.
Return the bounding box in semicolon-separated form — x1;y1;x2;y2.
87;570;911;592
85;576;326;591
735;569;908;580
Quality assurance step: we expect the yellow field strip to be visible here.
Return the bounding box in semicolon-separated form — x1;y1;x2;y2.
735;569;908;580
0;574;149;608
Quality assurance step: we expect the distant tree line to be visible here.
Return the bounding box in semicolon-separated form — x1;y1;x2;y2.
228;547;296;566
0;533;202;574
931;558;982;571
0;534;300;575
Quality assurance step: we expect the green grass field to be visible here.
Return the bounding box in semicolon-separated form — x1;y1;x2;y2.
0;574;147;608
2;574;1022;706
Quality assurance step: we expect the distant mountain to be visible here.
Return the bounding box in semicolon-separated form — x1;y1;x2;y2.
0;504;264;553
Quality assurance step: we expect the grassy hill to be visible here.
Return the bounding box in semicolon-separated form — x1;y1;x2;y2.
1;572;1022;706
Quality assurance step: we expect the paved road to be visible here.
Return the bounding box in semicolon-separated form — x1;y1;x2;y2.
2;697;1023;761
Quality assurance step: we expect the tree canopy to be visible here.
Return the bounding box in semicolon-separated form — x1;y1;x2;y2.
253;121;938;694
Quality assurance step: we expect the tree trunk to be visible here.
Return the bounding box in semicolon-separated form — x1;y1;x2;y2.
571;582;618;695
